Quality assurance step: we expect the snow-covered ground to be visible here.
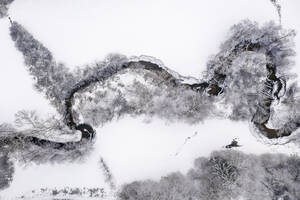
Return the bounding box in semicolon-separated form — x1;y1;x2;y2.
1;119;299;199
0;0;300;199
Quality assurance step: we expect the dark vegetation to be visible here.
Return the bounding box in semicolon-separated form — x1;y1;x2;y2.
0;0;14;18
0;0;299;195
1;18;299;191
18;187;106;199
118;150;300;200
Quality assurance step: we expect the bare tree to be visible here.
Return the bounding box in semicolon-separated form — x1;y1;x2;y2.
1;0;300;194
118;150;300;200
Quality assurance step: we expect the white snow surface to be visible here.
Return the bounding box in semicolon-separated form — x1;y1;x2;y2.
0;0;300;199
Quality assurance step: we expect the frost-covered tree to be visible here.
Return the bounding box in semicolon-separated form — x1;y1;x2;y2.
99;156;116;190
0;0;14;18
118;150;300;200
10;22;76;114
2;17;300;192
118;172;197;200
6;18;299;148
1;0;300;193
0;153;14;190
270;0;282;24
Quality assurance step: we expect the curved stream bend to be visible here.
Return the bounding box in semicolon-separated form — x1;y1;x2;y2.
7;20;300;151
63;60;218;142
64;47;298;143
30;43;299;149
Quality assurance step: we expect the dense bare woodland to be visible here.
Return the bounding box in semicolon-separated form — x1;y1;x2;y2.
0;0;300;199
118;151;300;200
